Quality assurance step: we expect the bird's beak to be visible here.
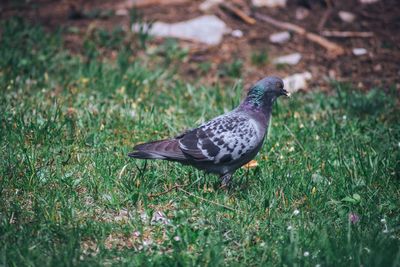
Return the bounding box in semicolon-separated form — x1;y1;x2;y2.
280;88;290;97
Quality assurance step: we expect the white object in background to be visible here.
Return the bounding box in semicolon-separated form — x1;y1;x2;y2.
295;7;309;20
352;48;367;56
273;53;302;65
252;0;287;7
269;31;290;43
199;0;223;11
132;15;229;45
283;72;312;93
116;9;129;16
359;0;380;3
231;29;244;38
338;11;355;23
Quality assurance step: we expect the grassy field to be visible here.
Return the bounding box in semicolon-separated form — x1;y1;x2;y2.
1;18;399;266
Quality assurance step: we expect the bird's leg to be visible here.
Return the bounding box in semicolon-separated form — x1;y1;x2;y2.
134;160;148;178
219;173;232;189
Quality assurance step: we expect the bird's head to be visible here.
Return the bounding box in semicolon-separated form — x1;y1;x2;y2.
245;76;288;109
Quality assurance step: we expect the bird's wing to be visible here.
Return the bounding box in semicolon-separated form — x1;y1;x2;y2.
129;139;187;161
178;114;261;164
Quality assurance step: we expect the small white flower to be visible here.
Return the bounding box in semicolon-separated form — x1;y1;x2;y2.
173;236;181;241
315;264;321;267
287;225;293;231
342;115;347;120
381;218;386;223
293;209;300;216
304;251;310;257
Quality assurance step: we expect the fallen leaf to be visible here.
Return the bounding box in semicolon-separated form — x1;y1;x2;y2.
242;160;258;169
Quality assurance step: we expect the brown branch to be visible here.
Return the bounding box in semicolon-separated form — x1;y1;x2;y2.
321;30;374;38
220;2;256;25
254;12;345;57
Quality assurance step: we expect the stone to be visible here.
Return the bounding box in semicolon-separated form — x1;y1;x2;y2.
359;0;379;3
338;11;355;23
352;48;367;56
295;7;309;20
269;31;290;43
273;53;302;65
132;15;229;45
252;0;286;8
231;29;244;38
283;72;312;93
199;0;223;11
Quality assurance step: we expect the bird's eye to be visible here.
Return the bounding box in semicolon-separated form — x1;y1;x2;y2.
276;82;283;89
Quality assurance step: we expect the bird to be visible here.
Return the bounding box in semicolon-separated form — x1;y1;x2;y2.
128;76;289;187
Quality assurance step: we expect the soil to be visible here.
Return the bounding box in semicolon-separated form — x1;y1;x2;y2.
1;0;399;94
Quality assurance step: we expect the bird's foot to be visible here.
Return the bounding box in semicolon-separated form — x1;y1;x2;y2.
219;173;232;189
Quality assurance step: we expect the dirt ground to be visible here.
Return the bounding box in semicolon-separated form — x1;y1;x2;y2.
1;0;400;94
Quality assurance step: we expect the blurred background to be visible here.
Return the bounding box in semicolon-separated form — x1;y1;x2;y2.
1;0;399;93
1;1;400;266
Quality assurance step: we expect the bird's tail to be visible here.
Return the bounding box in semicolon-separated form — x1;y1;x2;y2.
128;139;185;161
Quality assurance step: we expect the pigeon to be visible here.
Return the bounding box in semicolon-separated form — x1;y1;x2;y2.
128;76;288;187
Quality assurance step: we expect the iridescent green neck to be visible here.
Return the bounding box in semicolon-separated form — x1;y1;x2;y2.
245;84;265;107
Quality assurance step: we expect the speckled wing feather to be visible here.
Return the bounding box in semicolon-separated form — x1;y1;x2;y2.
178;113;261;165
128;139;186;160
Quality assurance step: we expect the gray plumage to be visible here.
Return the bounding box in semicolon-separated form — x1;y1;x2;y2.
128;76;288;187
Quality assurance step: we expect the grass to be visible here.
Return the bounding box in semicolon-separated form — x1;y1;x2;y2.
1;18;400;267
251;50;269;67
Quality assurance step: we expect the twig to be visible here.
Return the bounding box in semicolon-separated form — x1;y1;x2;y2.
178;188;239;212
220;2;256;25
317;8;332;31
254;13;345;57
148;183;187;198
321;30;374;38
